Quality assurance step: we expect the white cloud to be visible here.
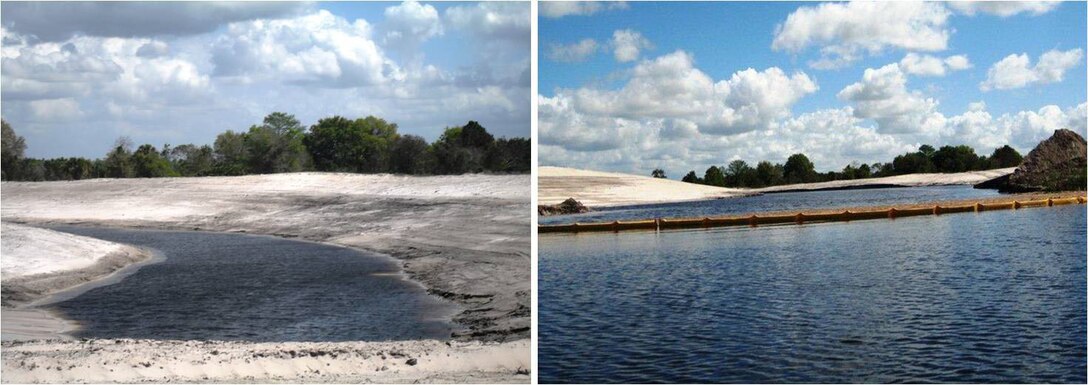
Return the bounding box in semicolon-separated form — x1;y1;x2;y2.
540;1;629;18
547;39;600;63
948;1;1061;17
561;51;817;135
1;6;530;158
838;63;946;136
445;2;530;45
610;29;652;63
27;98;84;122
380;0;442;63
773;2;951;69
210;10;389;87
981;48;1084;91
0;2;306;42
899;53;972;77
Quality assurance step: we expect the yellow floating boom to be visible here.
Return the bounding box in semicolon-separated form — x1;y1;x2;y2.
538;195;1086;234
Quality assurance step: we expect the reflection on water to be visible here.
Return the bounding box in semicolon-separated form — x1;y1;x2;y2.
539;204;1086;383
46;226;459;342
540;185;1002;225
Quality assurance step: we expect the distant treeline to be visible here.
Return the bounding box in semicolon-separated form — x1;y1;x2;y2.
1;113;529;181
659;144;1023;188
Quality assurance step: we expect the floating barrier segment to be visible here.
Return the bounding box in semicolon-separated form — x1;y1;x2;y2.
538;195;1087;234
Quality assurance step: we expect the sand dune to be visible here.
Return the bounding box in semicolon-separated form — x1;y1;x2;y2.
539;166;1017;208
538;166;747;207
755;167;1016;193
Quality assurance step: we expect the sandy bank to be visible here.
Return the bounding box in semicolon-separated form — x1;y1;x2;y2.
539;166;1017;208
1;173;529;341
1;223;150;307
0;338;529;383
754;167;1016;193
538;166;746;207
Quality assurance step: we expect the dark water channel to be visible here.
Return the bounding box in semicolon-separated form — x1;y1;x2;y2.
44;225;459;342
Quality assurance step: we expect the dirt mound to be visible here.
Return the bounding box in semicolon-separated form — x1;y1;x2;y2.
984;129;1087;192
538;198;590;216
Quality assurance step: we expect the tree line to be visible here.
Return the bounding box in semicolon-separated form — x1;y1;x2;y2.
656;144;1023;188
1;113;529;181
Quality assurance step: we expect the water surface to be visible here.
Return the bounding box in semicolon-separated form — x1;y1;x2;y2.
541;185;1002;225
539;204;1086;383
46;226;460;342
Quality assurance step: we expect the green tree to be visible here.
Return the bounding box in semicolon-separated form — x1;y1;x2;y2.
651;168;667;178
988;145;1023;168
724;160;755;187
104;137;135;178
704;165;726;187
783;153;816;184
390;134;432;174
1;120;27;180
857;163;872;179
213;130;248;175
931;145;981;173
132;144;177;177
754;161;783;187
485;137;530;173
167;144;216;176
304;115;398;173
681;170;702;184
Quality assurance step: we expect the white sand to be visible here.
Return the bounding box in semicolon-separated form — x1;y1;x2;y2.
2;173;529;340
1;338;530;383
754;167;1016;193
2;223;125;278
1;173;529;383
539;166;1016;208
538;166;747;207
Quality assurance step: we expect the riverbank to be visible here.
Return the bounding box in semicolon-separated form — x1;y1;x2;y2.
1;223;152;308
538;166;747;207
540;166;1016;208
1;173;529;341
754;167;1016;193
1;338;529;383
539;191;1086;233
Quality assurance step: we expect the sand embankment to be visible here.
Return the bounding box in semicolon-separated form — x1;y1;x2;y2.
538;166;747;207
1;222;150;307
1;338;529;383
540;166;1017;207
1;173;529;341
754;167;1016;193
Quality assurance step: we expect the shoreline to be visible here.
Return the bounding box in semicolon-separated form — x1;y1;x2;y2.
0;223;529;383
1;338;530;383
1;173;530;342
539;166;1016;208
4;223;466;341
539;191;1086;234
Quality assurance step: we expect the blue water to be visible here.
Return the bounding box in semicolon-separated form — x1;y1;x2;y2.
45;226;460;342
539;204;1087;383
540;185;1002;225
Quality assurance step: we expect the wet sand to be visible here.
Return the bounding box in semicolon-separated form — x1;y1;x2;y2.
2;338;530;383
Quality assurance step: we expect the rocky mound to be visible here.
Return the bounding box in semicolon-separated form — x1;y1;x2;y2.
976;129;1087;192
538;198;590;216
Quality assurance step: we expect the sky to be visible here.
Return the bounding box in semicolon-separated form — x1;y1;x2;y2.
539;1;1088;176
1;1;530;158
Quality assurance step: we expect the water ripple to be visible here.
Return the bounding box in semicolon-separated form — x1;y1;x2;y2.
540;205;1086;383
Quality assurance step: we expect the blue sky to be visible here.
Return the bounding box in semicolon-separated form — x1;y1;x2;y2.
539;1;1087;176
2;1;529;158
